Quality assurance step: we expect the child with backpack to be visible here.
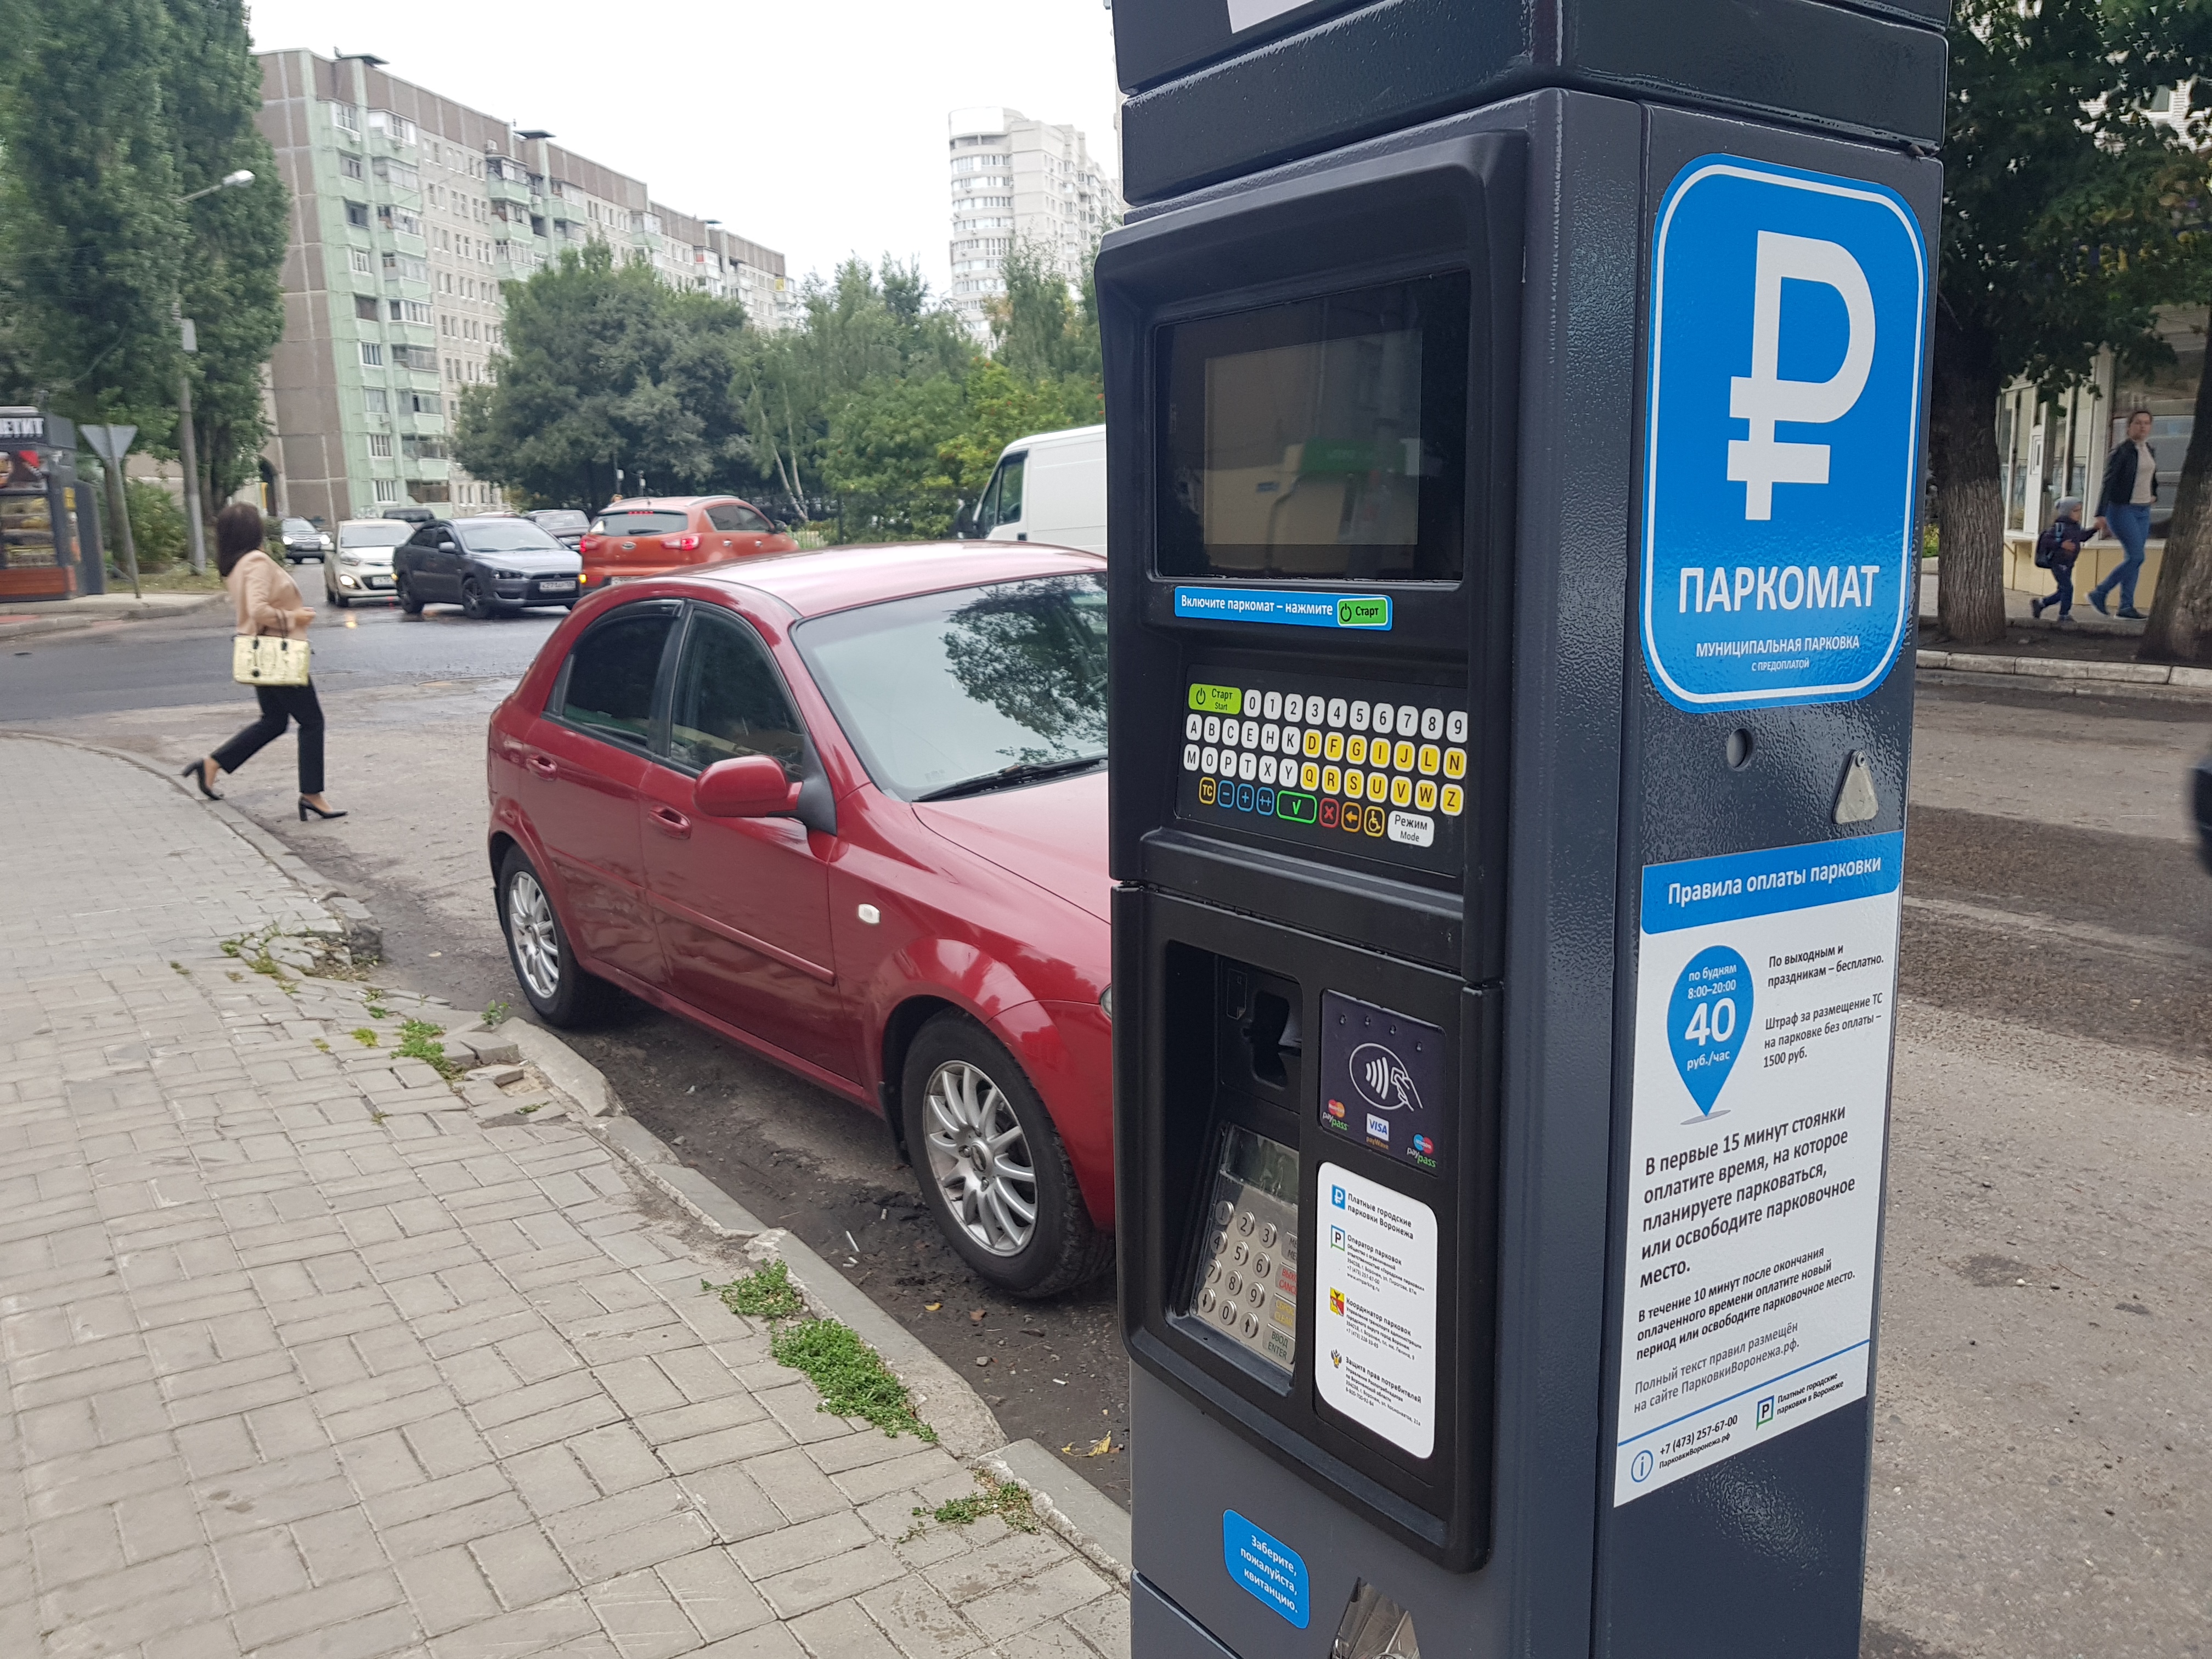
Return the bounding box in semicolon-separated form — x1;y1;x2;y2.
2031;496;2085;622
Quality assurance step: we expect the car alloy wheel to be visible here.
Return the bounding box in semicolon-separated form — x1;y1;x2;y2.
506;868;561;1002
461;577;491;620
397;574;422;614
921;1058;1038;1257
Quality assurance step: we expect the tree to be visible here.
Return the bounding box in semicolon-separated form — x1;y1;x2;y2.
820;374;967;539
1931;0;2211;645
0;0;184;432
165;0;287;516
454;242;754;508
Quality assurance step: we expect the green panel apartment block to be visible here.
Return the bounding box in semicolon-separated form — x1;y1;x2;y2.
257;50;791;525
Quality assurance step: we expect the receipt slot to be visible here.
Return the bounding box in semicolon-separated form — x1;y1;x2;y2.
1102;3;1943;1657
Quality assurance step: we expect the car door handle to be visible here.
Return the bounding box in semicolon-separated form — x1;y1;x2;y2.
649;805;691;839
527;755;558;777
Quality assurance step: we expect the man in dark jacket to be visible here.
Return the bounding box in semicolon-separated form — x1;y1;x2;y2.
2091;407;2156;618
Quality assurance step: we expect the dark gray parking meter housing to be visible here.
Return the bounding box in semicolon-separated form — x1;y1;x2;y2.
1103;2;1945;1656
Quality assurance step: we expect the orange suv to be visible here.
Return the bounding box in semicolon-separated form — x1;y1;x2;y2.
579;496;797;590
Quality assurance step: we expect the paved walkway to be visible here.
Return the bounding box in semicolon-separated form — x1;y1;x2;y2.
0;736;1126;1659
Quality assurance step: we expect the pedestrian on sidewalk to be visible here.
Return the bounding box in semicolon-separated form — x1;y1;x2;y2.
2091;408;2157;619
182;501;347;820
2030;495;2085;623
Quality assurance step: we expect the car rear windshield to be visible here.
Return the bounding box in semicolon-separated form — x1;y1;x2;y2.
535;511;588;532
795;574;1107;801
340;523;409;549
457;521;564;552
592;510;689;537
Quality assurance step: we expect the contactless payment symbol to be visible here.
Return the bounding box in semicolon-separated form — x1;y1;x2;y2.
1643;156;1928;711
1669;945;1750;1114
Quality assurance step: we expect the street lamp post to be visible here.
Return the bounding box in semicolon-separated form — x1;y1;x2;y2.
174;170;255;574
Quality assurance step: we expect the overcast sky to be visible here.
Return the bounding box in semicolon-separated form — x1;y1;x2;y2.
245;0;1124;299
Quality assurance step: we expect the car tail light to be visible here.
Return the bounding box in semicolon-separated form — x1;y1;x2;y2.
661;533;701;552
580;535;599;554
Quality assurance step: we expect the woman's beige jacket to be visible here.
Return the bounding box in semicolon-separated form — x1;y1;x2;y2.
228;549;315;639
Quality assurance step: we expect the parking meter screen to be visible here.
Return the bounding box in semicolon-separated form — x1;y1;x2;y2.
1156;272;1469;582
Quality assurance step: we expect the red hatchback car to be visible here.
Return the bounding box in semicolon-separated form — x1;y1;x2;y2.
580;496;797;592
486;543;1113;1295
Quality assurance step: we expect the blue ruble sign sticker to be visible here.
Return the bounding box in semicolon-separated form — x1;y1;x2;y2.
1667;946;1751;1115
1642;157;1928;710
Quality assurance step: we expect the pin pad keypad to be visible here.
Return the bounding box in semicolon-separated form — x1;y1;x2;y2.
1179;668;1468;877
1183;1126;1300;1378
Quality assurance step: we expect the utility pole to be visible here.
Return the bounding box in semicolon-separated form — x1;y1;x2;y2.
176;309;206;574
175;170;256;575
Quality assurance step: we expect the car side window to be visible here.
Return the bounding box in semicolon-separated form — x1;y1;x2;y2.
704;504;741;532
556;607;677;747
995;453;1026;524
664;609;804;774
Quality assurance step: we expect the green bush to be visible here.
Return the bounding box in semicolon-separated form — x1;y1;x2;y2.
122;481;188;569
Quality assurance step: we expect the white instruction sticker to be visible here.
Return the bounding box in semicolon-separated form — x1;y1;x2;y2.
1316;1162;1436;1459
1615;833;1901;1504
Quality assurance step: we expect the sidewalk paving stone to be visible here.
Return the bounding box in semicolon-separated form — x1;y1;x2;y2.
0;735;1126;1658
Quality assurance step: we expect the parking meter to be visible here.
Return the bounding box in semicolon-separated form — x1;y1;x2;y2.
1101;3;1943;1655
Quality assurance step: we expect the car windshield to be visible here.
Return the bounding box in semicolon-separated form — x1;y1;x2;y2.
796;574;1107;801
340;523;409;549
456;521;565;553
536;511;588;532
282;520;315;534
593;510;689;537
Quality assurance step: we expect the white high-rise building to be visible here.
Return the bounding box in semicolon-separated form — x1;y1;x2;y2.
947;107;1122;342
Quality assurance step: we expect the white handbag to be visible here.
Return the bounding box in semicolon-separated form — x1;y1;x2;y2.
233;633;311;687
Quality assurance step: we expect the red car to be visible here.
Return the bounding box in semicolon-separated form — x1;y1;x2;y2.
579;495;797;591
486;542;1113;1295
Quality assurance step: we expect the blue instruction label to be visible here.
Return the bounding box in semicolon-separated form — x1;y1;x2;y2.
1641;156;1928;710
1222;1510;1309;1627
1174;588;1391;630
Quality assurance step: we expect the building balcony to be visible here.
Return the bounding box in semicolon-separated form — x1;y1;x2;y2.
488;173;535;208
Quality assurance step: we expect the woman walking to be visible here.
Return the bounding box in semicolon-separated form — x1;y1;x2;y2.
182;502;346;820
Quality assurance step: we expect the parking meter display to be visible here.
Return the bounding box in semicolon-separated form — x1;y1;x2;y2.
1181;669;1468;876
1184;1126;1301;1379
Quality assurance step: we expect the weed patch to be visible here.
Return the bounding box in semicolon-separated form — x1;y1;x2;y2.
396;1018;464;1080
909;1471;1038;1537
351;1028;379;1047
703;1260;933;1441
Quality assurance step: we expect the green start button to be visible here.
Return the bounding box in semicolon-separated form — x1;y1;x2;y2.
1335;596;1391;629
1189;682;1243;714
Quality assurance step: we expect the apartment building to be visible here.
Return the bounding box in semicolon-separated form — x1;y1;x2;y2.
256;49;794;524
947;107;1122;341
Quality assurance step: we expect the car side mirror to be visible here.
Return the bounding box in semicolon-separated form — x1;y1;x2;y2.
438;539;457;551
694;754;800;819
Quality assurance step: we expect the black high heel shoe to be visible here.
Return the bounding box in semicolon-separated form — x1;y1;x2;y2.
182;759;222;800
298;799;348;821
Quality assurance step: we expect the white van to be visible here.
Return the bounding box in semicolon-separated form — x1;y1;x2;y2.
964;424;1105;555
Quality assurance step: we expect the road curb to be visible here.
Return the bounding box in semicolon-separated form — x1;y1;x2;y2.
0;590;227;642
1917;647;2212;698
984;1438;1133;1587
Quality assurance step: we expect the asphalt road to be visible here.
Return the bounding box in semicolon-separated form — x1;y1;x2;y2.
7;595;2209;1657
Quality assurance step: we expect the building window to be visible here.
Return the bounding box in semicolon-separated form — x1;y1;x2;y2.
355;295;380;322
346;201;370;229
410;392;440;415
372;478;400;503
400;300;433;325
367;433;393;458
329;101;360;135
360;342;383;366
340;153;365;180
349;247;373;276
363;388;389;414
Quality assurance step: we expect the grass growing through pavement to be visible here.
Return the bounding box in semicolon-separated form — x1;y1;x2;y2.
351;1028;379;1047
912;1471;1039;1536
703;1261;935;1442
396;1018;464;1080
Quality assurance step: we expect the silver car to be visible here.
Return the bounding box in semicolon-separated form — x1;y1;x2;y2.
325;518;411;607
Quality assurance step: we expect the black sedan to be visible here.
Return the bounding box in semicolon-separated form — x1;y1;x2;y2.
392;516;583;619
528;508;589;550
277;517;330;562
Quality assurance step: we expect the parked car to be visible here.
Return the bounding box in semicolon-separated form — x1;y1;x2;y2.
324;518;412;607
956;425;1105;555
276;517;331;562
2194;749;2212;873
530;509;590;551
486;542;1113;1294
393;516;583;618
579;495;797;591
382;505;436;526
